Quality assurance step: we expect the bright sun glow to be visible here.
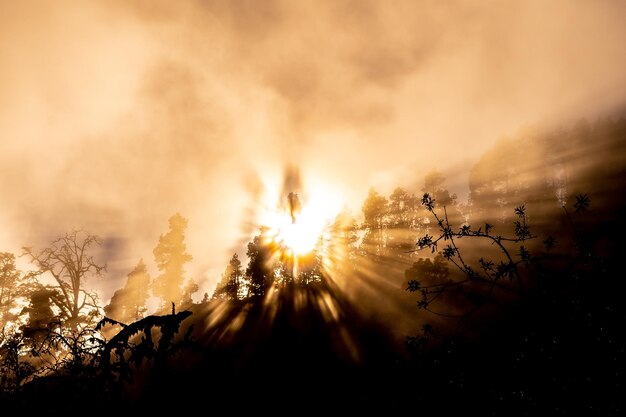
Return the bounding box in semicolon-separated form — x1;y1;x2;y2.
268;211;325;255
259;181;344;256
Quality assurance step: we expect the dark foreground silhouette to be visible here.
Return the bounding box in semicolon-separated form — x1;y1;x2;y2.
5;257;624;415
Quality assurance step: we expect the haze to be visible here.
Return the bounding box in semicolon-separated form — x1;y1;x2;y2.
1;0;625;300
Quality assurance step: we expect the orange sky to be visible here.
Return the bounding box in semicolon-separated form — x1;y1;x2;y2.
1;0;626;300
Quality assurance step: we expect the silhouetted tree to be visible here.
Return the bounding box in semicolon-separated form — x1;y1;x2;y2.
407;193;535;319
153;213;193;309
298;239;324;286
404;254;449;287
0;330;35;396
20;286;58;343
97;310;193;381
246;230;274;298
361;187;388;257
0;253;27;329
23;231;105;329
273;250;296;287
104;259;151;324
389;187;418;229
422;171;462;229
213;253;244;300
387;188;421;262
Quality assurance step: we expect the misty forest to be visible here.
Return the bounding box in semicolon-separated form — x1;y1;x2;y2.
1;1;625;415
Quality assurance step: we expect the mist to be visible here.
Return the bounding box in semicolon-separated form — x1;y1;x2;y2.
2;0;626;301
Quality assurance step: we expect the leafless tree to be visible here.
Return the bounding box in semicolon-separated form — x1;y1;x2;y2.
23;231;106;329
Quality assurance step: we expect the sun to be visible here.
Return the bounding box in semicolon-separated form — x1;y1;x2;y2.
259;183;343;256
269;211;326;255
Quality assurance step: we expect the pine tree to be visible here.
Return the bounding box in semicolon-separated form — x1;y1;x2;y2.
213;253;243;300
298;238;324;286
104;259;150;323
0;253;25;329
246;230;274;298
361;187;388;257
153;213;193;309
387;187;420;262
